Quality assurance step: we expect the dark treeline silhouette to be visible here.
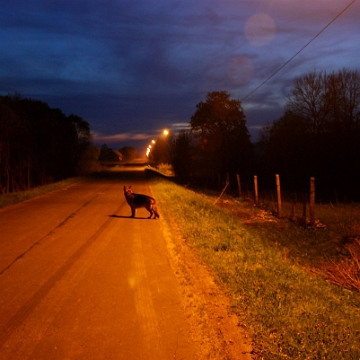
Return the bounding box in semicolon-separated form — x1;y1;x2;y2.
0;94;99;194
151;69;360;201
99;144;122;163
150;91;254;189
257;68;360;201
98;145;138;163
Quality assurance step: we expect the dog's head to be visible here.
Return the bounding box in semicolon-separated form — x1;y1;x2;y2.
124;185;133;197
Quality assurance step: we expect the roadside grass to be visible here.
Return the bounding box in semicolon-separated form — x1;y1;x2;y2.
0;177;83;209
150;176;360;359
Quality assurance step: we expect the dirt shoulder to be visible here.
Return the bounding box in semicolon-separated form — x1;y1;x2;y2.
161;214;253;360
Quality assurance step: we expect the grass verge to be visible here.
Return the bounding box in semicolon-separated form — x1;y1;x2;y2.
0;177;83;209
150;176;360;359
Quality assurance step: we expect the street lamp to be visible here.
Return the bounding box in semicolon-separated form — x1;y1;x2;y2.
146;140;156;157
147;129;171;160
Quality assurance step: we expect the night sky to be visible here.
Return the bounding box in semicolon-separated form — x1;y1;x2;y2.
1;0;359;154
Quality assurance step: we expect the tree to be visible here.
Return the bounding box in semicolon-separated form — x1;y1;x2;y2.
0;99;20;193
68;114;90;138
171;130;194;179
0;94;96;192
99;144;119;162
325;68;360;131
259;68;360;199
119;146;137;160
257;111;313;190
190;91;253;183
286;69;360;134
286;71;328;134
76;143;101;174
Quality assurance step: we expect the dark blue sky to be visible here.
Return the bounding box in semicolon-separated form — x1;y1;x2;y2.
1;0;359;154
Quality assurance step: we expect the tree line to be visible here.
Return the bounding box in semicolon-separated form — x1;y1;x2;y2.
150;68;360;201
0;94;99;194
2;68;359;200
0;92;143;195
98;144;138;163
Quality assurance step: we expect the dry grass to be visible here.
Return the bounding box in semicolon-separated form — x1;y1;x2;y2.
314;238;360;291
150;176;360;359
243;192;360;292
308;204;360;292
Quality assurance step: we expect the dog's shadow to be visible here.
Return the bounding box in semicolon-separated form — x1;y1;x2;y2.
109;214;151;220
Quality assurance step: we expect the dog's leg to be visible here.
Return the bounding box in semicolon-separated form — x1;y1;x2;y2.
147;208;153;219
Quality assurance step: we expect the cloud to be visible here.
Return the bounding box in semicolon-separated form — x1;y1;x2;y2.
1;0;359;151
92;132;154;145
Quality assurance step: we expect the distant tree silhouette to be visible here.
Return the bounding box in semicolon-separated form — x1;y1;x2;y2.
258;68;360;200
119;146;137;160
257;111;312;191
99;144;119;162
76;142;101;174
0;94;95;194
171;130;194;180
189;91;253;185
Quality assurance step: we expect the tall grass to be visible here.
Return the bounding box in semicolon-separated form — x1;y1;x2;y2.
0;177;83;209
150;176;360;359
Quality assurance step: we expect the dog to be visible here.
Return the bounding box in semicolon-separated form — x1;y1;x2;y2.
123;186;160;219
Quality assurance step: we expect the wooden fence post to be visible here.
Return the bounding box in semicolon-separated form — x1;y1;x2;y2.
236;174;242;198
276;174;282;218
254;175;259;206
310;177;315;227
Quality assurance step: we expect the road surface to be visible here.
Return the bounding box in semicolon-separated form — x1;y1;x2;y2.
0;167;252;359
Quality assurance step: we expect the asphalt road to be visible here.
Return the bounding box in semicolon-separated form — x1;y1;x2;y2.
0;167;200;359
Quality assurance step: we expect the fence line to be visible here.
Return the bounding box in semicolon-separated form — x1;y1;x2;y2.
205;172;319;226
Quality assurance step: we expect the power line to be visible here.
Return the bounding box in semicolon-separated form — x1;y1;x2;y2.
241;0;357;102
